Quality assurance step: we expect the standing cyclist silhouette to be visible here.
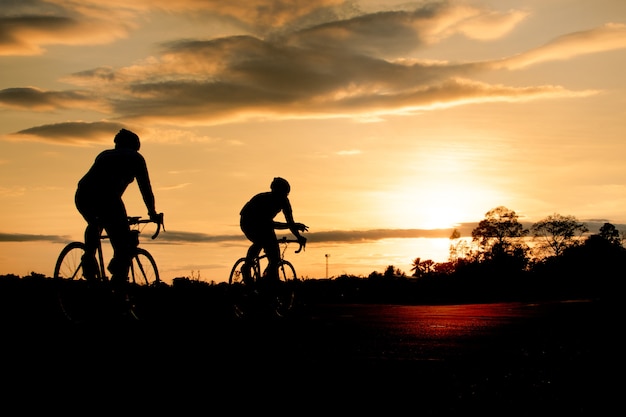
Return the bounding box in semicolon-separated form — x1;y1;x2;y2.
239;177;308;287
75;128;161;289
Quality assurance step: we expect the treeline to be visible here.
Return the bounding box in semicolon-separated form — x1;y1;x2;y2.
1;206;623;307
308;206;624;304
169;206;624;305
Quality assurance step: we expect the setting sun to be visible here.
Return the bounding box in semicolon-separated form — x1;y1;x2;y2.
375;146;503;231
376;181;496;230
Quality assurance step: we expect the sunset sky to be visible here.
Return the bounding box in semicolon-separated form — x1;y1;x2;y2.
1;0;625;283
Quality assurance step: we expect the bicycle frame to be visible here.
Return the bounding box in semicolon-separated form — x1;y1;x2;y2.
93;216;164;281
54;214;164;322
55;215;164;283
227;235;304;318
91;218;165;281
229;234;304;282
248;237;304;279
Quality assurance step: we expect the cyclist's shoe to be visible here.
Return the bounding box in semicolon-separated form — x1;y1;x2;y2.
81;255;98;281
110;274;128;291
241;263;255;285
110;290;138;322
257;276;279;293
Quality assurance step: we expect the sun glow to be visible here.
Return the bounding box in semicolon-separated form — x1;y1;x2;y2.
385;187;467;229
368;143;494;230
376;178;499;230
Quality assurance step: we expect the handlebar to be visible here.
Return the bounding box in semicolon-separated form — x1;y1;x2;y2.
128;213;165;239
278;236;306;253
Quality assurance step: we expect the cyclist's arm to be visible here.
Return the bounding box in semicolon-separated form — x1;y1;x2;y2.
272;221;290;229
275;199;308;238
134;154;158;220
272;221;307;231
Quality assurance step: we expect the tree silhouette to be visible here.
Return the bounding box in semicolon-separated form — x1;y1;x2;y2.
598;222;622;247
471;206;529;265
383;265;405;279
449;228;474;263
531;213;588;257
411;258;435;278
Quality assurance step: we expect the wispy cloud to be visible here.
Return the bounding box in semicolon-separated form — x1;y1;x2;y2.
2;221;622;245
0;232;70;243
491;23;626;70
0;0;346;56
284;4;529;55
1;2;623;144
305;228;466;243
336;149;361;156
9;121;128;146
0;87;102;111
0;186;27;197
159;183;192;191
0;227;468;245
148;230;243;244
0;1;138;56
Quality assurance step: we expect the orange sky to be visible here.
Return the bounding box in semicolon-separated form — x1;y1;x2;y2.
1;1;625;283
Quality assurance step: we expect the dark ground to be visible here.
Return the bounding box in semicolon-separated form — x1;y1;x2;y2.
0;278;615;415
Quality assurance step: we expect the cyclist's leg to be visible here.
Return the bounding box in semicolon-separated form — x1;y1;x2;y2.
107;235;132;288
102;204;139;318
243;242;262;285
241;222;266;285
263;239;281;284
103;200;132;288
80;223;101;280
75;190;100;280
256;236;281;302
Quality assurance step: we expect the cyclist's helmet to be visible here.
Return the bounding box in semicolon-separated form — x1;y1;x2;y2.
114;128;140;151
270;177;291;195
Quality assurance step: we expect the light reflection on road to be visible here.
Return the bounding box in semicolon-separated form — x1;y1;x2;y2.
308;301;583;361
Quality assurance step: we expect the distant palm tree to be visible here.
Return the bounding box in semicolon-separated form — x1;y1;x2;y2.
411;257;421;277
411;257;434;277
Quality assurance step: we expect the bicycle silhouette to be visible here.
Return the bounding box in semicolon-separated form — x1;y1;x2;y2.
228;236;305;318
53;214;164;322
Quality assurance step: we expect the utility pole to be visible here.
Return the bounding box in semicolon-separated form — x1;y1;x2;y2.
325;254;330;279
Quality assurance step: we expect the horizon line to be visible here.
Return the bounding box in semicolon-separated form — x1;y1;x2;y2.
1;220;623;244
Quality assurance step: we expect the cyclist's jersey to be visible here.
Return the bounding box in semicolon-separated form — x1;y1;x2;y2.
240;191;292;227
77;148;155;211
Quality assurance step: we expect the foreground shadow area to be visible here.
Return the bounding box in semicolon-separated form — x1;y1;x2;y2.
0;279;614;416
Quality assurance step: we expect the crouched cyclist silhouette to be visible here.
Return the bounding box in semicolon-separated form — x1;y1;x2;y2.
75;128;160;288
239;177;308;288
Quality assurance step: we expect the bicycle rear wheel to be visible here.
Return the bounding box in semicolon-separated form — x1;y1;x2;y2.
228;257;248;285
227;257;254;318
54;242;105;323
54;242;90;281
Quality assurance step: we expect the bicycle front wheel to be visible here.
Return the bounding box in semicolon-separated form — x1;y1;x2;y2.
125;248;160;321
278;260;297;282
129;248;160;286
275;260;298;317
